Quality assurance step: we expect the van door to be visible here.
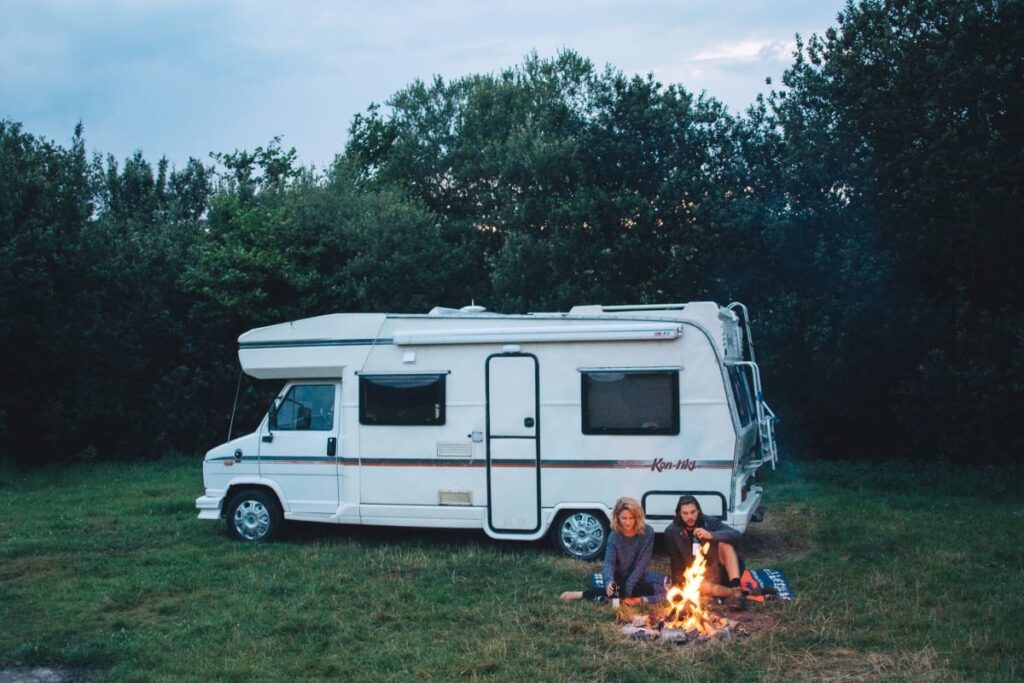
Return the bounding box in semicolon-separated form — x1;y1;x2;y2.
485;354;540;533
257;382;340;516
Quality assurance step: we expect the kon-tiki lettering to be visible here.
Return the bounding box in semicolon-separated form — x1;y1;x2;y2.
650;457;697;472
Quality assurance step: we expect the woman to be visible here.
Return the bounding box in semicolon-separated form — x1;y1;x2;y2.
560;497;666;601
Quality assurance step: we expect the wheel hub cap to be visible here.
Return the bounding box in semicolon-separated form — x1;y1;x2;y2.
234;500;270;540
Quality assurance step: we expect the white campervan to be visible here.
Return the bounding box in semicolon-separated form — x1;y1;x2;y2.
196;302;778;559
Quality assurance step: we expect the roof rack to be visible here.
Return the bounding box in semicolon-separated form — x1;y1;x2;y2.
596;303;688;311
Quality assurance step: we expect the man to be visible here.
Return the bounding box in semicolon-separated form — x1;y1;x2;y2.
664;495;746;602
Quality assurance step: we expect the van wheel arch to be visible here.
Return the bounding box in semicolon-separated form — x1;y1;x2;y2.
549;509;609;561
225;486;284;542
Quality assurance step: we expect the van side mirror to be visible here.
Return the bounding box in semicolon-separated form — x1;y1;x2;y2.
267;395;282;431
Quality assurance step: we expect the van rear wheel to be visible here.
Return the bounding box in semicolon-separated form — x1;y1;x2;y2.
550;510;608;561
226;489;282;542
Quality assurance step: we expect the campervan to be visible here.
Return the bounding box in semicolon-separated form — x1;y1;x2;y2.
196;302;778;560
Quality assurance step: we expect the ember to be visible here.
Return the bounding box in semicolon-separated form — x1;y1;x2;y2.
619;541;745;644
621;612;741;644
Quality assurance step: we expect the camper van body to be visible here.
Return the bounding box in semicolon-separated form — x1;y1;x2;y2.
196;302;778;558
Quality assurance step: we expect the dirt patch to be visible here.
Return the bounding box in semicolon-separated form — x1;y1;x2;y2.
743;525;814;563
616;598;780;644
0;555;74;586
713;601;779;634
742;512;815;564
777;646;950;682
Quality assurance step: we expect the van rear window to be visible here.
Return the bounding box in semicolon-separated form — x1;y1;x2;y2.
581;370;679;435
728;365;755;426
359;374;446;426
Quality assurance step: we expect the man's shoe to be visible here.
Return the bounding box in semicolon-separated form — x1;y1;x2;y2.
728;587;748;610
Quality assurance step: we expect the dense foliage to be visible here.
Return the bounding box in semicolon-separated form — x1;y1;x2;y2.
1;0;1019;466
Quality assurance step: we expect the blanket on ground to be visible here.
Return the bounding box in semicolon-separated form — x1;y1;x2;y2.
741;568;795;601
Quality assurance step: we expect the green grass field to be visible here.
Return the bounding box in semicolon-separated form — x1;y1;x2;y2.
1;456;1022;682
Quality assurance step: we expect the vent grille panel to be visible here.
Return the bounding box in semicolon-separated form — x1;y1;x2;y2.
438;490;473;506
436;441;472;457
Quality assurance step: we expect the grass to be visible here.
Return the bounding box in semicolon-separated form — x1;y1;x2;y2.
1;455;1022;681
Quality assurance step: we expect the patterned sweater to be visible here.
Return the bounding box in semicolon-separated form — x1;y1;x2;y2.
601;525;654;597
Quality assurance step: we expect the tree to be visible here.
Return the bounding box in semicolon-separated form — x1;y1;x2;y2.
346;51;761;312
0;121;212;463
180;150;489;445
0;121;95;462
768;0;1024;460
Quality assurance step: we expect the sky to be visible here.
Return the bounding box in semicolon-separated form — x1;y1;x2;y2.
1;0;848;171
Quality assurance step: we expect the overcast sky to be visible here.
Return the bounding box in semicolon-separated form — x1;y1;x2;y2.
2;0;847;170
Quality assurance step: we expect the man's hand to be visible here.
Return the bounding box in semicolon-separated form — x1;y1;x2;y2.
694;528;713;542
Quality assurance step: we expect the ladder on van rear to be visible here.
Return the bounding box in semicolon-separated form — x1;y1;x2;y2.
726;303;779;469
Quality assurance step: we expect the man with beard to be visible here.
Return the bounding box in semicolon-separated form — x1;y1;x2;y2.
664;495;746;602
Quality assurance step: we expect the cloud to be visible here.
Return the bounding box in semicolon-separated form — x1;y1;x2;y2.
1;0;844;168
692;39;796;63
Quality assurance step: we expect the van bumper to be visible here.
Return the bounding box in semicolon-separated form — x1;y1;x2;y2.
728;485;762;533
196;494;224;520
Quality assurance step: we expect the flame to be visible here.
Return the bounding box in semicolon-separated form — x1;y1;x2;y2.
664;541;712;634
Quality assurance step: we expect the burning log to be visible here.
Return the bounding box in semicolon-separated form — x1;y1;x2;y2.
660;627;689;643
623;612;744;645
662;540;713;633
618;541;748;644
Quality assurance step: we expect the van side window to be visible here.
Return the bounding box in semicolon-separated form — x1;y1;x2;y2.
581;370;679;435
271;384;335;431
359;374;446;426
727;366;755;426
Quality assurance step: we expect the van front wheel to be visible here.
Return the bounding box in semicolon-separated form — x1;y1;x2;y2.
550;510;608;561
226;489;282;542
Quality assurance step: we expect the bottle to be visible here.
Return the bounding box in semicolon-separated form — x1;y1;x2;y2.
610;583;620;609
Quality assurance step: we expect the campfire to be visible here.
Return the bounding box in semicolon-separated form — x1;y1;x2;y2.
665;540;711;633
621;541;742;644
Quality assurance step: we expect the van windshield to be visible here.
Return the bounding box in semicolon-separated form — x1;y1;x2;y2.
271;384;335;430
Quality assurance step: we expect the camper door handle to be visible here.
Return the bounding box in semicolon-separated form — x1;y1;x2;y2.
327;437;337;457
524;417;535;428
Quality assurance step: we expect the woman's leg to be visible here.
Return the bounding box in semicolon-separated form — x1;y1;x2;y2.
561;587;610;601
627;578;655;598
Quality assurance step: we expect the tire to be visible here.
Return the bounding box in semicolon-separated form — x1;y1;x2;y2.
225;489;283;542
549;510;609;561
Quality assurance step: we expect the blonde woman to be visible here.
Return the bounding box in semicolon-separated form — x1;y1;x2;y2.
560;497;666;601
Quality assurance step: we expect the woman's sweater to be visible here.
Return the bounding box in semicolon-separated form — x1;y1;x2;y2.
601;525;654;597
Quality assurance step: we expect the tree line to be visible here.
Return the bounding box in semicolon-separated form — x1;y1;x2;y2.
2;0;1020;467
